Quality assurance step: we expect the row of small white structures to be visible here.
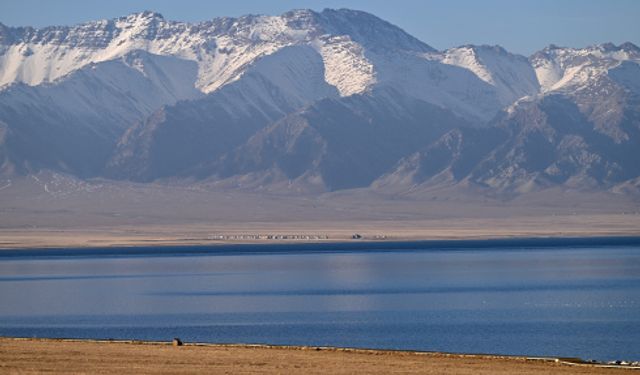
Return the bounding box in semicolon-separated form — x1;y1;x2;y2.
207;234;330;240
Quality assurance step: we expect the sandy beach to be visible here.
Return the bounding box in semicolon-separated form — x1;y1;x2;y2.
0;338;634;374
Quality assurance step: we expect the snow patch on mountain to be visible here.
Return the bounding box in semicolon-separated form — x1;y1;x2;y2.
0;8;435;99
0;11;312;93
1;9;562;122
531;43;640;93
314;35;375;96
217;44;340;117
440;45;540;105
0;50;202;128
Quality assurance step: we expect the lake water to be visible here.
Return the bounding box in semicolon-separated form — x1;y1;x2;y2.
0;238;639;361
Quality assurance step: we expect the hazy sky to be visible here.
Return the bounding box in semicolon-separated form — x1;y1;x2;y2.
1;0;638;55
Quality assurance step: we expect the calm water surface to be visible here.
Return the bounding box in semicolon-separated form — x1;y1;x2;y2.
0;240;639;361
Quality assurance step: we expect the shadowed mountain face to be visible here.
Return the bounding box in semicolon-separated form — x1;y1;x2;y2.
0;51;202;176
377;91;640;194
104;45;339;181
0;9;639;195
211;89;468;191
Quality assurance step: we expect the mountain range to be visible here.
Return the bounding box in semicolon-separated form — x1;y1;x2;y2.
1;9;639;196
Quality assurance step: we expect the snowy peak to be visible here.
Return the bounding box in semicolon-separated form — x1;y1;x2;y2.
1;10;637;120
440;44;540;105
619;42;640;53
530;42;640;92
0;8;434;96
317;8;435;53
0;8;639;194
124;10;165;21
0;49;202;128
591;42;640;57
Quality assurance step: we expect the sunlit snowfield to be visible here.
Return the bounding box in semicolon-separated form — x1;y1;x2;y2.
0;240;639;361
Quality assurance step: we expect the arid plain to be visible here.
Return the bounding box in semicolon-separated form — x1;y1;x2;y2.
1;175;638;249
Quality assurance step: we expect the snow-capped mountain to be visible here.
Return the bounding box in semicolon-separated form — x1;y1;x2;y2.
0;9;638;195
377;43;640;194
105;44;340;181
0;50;202;175
0;8;536;121
530;42;640;93
0;9;427;94
440;45;540;105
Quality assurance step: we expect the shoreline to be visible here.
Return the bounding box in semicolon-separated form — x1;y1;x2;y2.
2;214;640;250
0;337;636;374
0;235;639;255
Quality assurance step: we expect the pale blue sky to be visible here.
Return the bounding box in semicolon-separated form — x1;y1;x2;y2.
1;0;638;55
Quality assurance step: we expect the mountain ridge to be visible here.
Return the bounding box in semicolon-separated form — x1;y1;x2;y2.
0;9;639;196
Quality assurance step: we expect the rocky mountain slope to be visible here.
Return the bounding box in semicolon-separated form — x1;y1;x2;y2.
0;9;638;195
377;43;640;194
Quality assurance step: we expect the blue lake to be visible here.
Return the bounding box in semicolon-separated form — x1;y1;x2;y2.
0;238;639;361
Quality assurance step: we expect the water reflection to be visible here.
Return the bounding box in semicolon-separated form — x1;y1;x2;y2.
0;246;638;360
